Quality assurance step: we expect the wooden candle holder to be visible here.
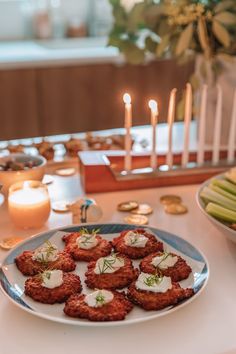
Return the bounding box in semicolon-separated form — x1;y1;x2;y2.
79;150;235;193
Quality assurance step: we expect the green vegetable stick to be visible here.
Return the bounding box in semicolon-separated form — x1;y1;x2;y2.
200;186;236;211
206;203;236;224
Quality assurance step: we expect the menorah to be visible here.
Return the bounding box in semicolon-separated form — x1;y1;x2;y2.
79;83;236;193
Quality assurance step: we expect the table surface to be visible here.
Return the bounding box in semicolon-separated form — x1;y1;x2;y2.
0;175;236;354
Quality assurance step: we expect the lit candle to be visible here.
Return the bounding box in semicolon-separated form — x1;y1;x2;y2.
197;84;208;165
166;88;177;168
213;85;223;165
148;99;158;170
182;83;192;167
8;180;51;229
123;93;132;171
227;89;236;163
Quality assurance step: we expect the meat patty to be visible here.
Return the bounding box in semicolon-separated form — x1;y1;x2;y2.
112;229;164;259
62;232;112;261
25;273;82;304
15;250;76;276
140;252;192;282
128;281;194;311
64;291;133;321
85;255;138;290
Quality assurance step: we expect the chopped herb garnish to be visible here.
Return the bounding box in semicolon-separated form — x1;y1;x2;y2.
144;274;163;287
97;254;124;274
155;252;171;268
95;292;106;306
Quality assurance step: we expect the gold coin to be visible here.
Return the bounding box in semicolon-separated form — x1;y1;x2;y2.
0;237;24;250
52;201;71;213
164;203;188;215
160;195;182;205
117;201;139;212
131;203;153;215
55;167;76;177
124;214;149;225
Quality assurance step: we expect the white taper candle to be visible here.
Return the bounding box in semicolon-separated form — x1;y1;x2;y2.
227;89;236;163
212;85;223;165
166;88;177;168
123;93;132;171
197;84;208;165
181;83;192;167
149;99;158;170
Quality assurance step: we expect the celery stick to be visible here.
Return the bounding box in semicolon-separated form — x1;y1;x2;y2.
209;184;236;202
206;203;236;223
211;179;236;195
200;186;236;211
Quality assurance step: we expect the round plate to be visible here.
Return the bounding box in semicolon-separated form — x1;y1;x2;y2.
0;223;209;327
196;173;236;243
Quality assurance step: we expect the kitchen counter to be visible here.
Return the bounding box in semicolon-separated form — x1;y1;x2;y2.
0;37;123;70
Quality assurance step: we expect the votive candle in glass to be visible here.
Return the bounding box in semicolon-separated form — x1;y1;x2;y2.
8;180;51;229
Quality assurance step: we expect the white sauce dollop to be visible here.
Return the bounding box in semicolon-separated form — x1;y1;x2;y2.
94;254;125;274
84;290;114;308
124;231;148;248
135;272;172;293
76;233;98;250
151;252;178;269
41;270;63;289
32;242;59;263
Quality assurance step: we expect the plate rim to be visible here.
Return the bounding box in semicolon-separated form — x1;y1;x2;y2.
0;222;210;327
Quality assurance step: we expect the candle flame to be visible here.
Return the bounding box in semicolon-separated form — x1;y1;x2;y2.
23;181;31;189
123;93;131;105
148;100;158;114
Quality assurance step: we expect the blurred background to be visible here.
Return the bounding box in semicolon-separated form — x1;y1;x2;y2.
0;0;193;140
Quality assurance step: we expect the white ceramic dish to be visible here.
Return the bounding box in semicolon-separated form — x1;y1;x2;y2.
0;223;209;327
0;153;46;195
196;173;236;243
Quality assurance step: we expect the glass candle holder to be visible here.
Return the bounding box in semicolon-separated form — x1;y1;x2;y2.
8;180;51;229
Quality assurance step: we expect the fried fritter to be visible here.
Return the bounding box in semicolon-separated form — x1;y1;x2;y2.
128;281;194;311
25;273;82;304
140;252;192;282
62;232;112;262
85;255;138;290
112;229;163;259
64;291;133;321
15;250;76;276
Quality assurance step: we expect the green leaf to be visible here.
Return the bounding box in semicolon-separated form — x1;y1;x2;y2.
175;23;193;56
145;36;157;54
156;34;170;57
197;18;210;58
212;20;231;47
121;41;145;64
214;0;235;14
214;11;236;25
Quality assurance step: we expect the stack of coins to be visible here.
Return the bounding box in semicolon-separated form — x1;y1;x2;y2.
160;195;188;215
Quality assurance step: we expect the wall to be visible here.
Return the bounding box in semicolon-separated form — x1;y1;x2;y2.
0;0;112;40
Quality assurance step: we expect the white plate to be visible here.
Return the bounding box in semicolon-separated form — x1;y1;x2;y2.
0;223;209;327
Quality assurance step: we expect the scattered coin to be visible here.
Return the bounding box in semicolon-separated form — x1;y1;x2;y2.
160;195;182;205
0;237;24;250
164;203;188;215
52;201;71;213
42;174;54;185
117;201;139;212
131;203;153;215
124;214;149;225
55;167;76;177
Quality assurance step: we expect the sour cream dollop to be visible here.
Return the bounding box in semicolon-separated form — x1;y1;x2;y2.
76;233;98;250
124;231;148;248
94;254;125;274
151;252;178;269
84;290;114;308
41;270;63;289
32;242;59;263
135;272;172;293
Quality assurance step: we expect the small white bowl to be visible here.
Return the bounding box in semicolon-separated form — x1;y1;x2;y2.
0;154;46;195
196;173;236;243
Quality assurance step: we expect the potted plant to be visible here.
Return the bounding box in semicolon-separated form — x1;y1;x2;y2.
109;0;236;144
